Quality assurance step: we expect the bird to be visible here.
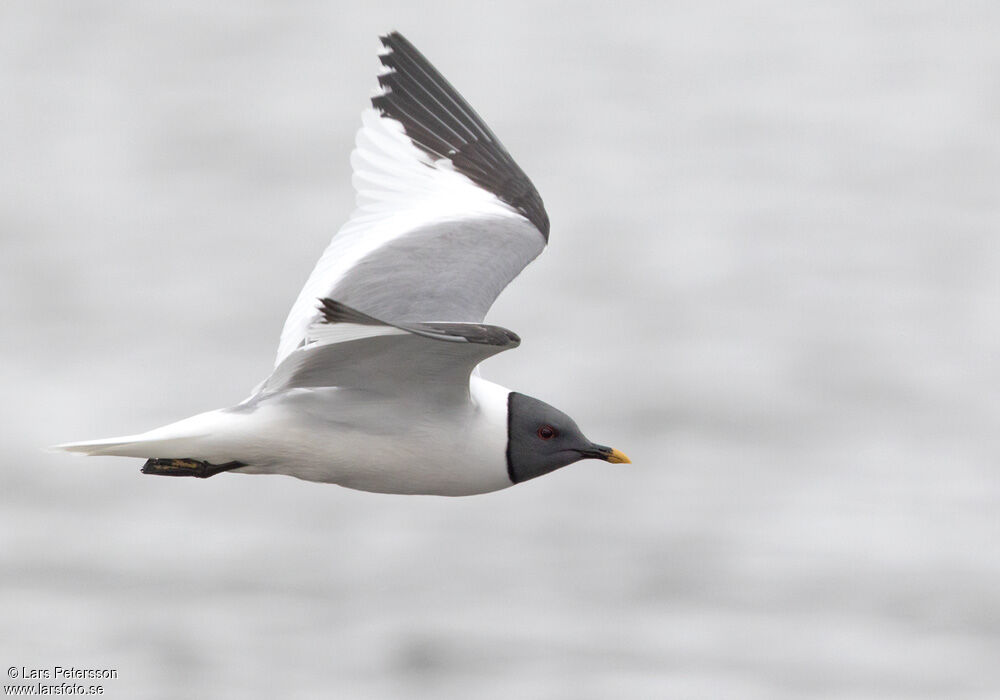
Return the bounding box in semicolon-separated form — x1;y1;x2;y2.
53;31;630;496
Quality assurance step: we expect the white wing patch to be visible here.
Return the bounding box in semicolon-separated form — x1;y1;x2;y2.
305;319;407;347
273;108;539;368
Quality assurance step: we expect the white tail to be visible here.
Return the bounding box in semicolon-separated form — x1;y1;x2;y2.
50;434;172;458
50;409;228;459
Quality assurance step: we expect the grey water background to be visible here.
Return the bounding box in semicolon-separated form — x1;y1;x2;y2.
2;2;998;698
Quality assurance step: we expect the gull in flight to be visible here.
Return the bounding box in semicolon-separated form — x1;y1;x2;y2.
54;32;630;496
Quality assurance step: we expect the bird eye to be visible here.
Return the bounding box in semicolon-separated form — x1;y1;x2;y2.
537;425;557;440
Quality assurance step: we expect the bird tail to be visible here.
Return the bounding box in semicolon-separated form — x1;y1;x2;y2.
50;436;244;478
49;434;177;458
50;409;246;479
48;409;226;459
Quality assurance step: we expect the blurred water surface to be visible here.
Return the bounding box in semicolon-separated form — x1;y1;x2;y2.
2;2;998;698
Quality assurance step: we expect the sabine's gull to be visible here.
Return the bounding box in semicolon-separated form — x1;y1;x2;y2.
54;32;630;496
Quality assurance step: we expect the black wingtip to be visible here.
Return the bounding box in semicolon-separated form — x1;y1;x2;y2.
317;298;520;348
379;31;413;51
317;298;386;326
416;322;521;348
370;31;550;240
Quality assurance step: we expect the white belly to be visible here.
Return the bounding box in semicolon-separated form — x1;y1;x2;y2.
226;377;513;496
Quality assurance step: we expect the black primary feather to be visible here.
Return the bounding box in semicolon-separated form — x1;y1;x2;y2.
373;32;550;240
318;298;519;348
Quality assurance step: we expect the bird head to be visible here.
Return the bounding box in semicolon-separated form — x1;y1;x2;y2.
506;392;630;483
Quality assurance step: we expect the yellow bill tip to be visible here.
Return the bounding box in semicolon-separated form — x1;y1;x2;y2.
606;448;631;464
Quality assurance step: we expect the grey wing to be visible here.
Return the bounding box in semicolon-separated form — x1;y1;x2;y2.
261;300;520;403
274;32;548;367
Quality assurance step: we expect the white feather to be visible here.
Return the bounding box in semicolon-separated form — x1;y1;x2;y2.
272;107;542;371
